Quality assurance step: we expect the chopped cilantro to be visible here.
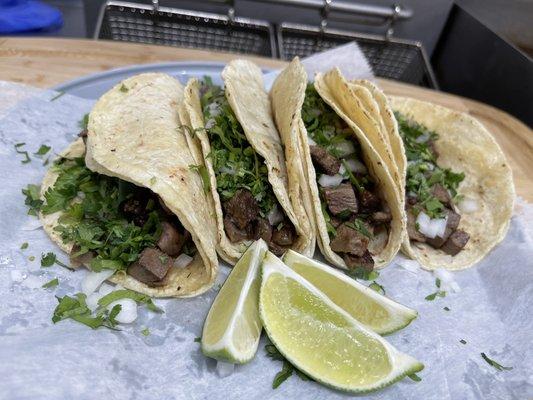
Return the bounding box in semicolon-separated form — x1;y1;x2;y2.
20;242;29;250
15;142;31;164
369;281;385;295
321;202;337;237
481;353;513;371
346;267;379;281
42;278;59;288
22;184;43;216
435;278;441;288
199;79;278;216
52;293;110;329
272;361;293;389
119;84;129;92
346;218;373;239
141;327;150;336
396;112;465;218
188;164;211;193
34;144;51;156
194;336;201;343
40;252;68;268
425;290;446;301
265;343;312;389
408;373;422;382
79;113;89;130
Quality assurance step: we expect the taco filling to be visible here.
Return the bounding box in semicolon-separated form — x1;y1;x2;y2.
302;84;391;271
40;150;196;287
199;78;296;256
396;113;470;255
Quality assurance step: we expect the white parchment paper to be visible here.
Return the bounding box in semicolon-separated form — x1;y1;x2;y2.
0;75;532;400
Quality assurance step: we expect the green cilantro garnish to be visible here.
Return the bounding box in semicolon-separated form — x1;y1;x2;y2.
321;202;337;237
39;156;163;273
425;277;446;300
346;267;379;281
34;144;51;156
341;159;364;193
408;373;422;382
20;242;29;250
15;142;31;164
199;78;278;216
79;113;89;130
435;278;441;288
265;343;312;389
346;218;373;239
52;293;122;329
22;184;43;216
119;84;129;93
481;353;513;371
194;337;201;343
396;112;465;218
369;281;385;295
188;164;211;193
40;252;67;268
141;327;150;336
50;91;65;101
42;278;59;288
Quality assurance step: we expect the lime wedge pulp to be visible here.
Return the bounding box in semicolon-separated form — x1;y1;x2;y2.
283;250;417;335
259;252;424;393
201;239;268;364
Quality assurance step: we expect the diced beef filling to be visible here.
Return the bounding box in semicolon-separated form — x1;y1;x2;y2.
222;188;296;256
309;146;390;273
127;247;173;287
441;230;470;256
426;209;461;248
432;184;451;206
310;145;340;175
119;190;194;287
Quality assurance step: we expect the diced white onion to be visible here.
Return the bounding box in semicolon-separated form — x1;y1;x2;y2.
318;174;344;187
207;102;221;117
216;361;235;378
174;253;193;268
416;212;447;239
334;140;356;157
433;269;461;293
81;270;114;296
108;299;138;324
459;198;478;213
205;119;215;130
343;158;367;174
268;205;284;225
307;136;317;146
338;164;346;175
415;133;429;143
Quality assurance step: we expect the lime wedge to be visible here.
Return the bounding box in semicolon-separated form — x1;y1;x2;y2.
283;250;417;335
201;239;268;364
259;252;423;393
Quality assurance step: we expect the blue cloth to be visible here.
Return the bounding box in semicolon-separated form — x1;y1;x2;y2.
0;0;63;34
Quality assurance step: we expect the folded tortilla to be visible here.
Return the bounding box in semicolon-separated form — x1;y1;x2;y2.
270;58;405;269
40;73;219;297
182;60;314;264
390;96;515;270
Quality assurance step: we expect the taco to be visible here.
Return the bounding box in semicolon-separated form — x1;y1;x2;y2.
182;60;314;264
388;96;514;270
39;73;219;297
270;58;405;272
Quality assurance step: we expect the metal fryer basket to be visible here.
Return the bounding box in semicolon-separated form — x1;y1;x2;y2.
278;23;438;88
95;1;276;57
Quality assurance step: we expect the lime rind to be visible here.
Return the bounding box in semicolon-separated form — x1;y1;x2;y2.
259;252;424;394
201;239;268;364
282;250;417;335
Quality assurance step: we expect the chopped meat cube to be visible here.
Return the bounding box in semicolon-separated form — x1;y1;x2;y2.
343;250;374;271
330;223;369;256
310;145;340;175
323;183;358;216
223;189;259;230
407;195;418;206
330;216;343;228
272;223;295;246
224;215;250;243
441;229;470;256
127;247;173;286
372;211;391;223
268;242;286;257
253;217;272;243
157;221;188;257
426;209;461;248
407;208;426;243
359;189;381;212
432;184;451;206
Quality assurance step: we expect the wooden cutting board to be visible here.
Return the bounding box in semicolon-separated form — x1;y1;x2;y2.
1;37;531;201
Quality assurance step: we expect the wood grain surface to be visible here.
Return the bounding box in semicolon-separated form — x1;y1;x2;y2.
1;37;531;200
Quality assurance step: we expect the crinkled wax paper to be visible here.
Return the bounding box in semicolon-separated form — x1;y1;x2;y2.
0;68;531;400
